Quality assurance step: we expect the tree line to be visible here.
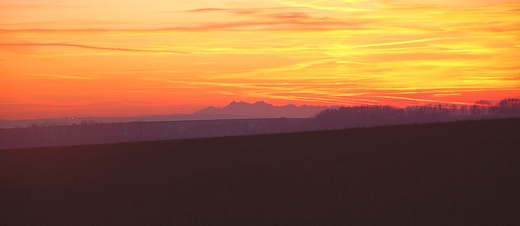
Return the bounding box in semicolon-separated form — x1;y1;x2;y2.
310;98;520;130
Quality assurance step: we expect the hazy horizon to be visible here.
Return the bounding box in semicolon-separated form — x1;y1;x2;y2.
0;100;331;121
1;97;519;121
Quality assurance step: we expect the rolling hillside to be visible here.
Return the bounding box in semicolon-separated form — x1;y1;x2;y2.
1;118;519;225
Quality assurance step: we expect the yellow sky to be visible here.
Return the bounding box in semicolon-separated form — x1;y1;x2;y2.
1;0;519;119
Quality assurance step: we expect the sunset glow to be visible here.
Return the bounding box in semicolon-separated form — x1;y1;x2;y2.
1;0;520;119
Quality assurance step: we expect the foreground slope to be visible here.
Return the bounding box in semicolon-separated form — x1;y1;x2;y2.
1;118;520;225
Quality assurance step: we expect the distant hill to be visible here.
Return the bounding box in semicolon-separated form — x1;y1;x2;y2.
1;118;519;225
0;118;309;150
195;101;329;118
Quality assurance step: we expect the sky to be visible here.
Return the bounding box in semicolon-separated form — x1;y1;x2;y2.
1;0;519;119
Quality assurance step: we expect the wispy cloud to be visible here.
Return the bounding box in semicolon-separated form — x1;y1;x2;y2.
20;72;91;80
185;7;263;15
0;19;363;33
0;42;188;54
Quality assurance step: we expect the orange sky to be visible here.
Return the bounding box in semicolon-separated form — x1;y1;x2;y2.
1;0;519;119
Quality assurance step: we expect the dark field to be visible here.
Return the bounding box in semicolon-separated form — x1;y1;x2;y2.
1;118;520;225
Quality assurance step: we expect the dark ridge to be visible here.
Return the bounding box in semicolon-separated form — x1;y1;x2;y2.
194;100;328;118
0;118;309;150
1;118;519;225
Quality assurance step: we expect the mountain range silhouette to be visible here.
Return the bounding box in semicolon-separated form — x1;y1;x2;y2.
195;101;329;118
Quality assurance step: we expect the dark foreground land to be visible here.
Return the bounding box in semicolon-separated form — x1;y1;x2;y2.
1;118;520;225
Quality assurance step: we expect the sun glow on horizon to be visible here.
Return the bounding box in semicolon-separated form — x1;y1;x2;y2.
1;0;519;119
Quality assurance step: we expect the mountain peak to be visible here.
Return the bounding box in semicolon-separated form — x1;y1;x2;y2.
228;100;248;105
253;101;271;106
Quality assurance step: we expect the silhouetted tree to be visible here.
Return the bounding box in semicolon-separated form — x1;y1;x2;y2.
490;98;520;115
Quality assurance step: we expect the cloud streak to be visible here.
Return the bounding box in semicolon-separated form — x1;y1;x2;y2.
0;42;188;54
21;72;91;80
